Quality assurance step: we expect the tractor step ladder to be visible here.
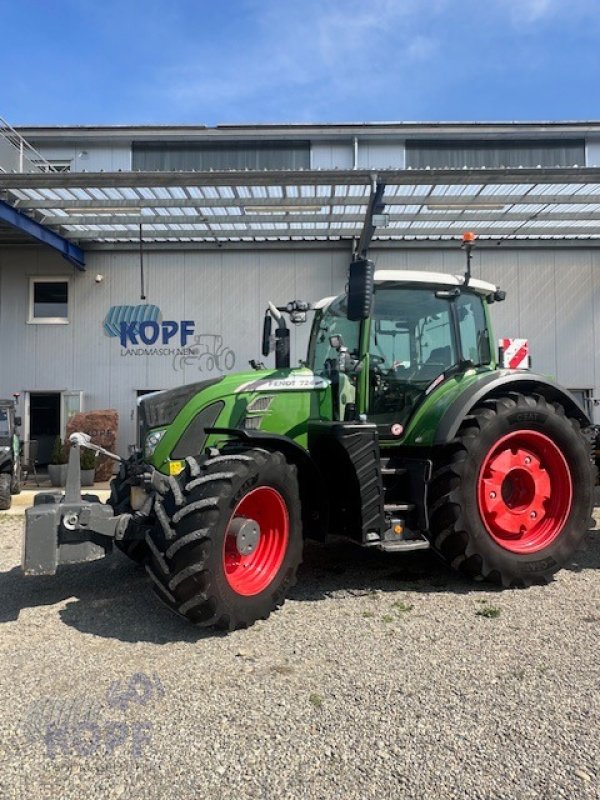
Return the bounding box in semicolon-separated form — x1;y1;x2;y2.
377;539;430;552
384;502;415;513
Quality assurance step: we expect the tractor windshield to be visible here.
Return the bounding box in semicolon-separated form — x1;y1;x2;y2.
0;409;10;436
308;295;361;377
369;286;490;427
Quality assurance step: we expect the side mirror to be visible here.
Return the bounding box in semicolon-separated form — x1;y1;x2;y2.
487;289;507;304
274;327;290;369
347;258;375;321
14;416;22;427
286;300;309;324
262;314;272;357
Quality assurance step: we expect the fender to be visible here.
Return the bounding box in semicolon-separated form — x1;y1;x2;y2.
206;426;329;539
434;370;590;445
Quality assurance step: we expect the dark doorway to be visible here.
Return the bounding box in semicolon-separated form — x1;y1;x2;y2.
29;393;60;465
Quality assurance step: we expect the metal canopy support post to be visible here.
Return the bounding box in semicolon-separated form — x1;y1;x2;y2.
0;198;86;270
356;179;386;259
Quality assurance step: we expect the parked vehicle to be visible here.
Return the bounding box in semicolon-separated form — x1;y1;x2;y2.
21;237;594;630
0;400;22;510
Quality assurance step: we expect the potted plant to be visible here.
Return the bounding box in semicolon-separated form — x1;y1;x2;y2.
80;447;96;487
47;437;69;487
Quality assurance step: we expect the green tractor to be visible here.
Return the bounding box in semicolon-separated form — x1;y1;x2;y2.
22;240;594;630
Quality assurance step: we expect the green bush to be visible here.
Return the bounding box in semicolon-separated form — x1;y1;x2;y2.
80;448;97;471
50;436;68;465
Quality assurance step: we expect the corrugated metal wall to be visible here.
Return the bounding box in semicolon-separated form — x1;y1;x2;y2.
29;143;131;172
0;244;598;454
311;142;354;169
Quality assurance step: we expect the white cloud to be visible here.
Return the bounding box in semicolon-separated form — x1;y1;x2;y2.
504;0;556;23
156;0;598;122
500;0;569;23
164;0;438;120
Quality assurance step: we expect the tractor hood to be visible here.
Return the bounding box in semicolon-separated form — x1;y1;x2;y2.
138;368;329;434
138;378;224;431
142;368;331;471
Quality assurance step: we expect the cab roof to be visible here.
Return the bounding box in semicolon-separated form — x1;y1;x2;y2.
313;270;498;309
373;270;497;295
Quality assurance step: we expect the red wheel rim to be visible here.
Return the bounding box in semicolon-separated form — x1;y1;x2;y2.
223;486;289;596
477;430;573;554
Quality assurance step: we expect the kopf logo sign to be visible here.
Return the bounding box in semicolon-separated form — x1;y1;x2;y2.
118;318;194;347
103;305;195;350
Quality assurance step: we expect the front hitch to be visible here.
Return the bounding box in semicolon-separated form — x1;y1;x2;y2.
22;434;156;576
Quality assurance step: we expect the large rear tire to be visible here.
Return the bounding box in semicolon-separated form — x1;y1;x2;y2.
0;474;11;510
145;448;302;630
428;393;594;587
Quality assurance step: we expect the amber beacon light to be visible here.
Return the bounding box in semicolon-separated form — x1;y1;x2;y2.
461;231;476;285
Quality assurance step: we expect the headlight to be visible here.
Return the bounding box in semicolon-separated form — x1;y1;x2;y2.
144;429;166;458
0;446;10;453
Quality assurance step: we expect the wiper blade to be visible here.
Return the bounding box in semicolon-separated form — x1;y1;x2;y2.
445;358;474;375
424;360;474;396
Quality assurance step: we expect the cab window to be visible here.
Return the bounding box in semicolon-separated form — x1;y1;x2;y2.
456;293;491;365
368;288;458;426
309;296;360;376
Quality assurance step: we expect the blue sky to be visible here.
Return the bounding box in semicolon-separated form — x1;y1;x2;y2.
2;0;600;125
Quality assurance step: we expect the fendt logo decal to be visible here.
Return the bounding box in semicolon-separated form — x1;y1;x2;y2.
235;375;330;393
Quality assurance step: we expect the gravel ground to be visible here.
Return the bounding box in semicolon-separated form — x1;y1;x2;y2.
0;515;599;800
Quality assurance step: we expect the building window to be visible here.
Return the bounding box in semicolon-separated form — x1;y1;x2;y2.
28;278;69;324
132;140;311;171
405;139;585;169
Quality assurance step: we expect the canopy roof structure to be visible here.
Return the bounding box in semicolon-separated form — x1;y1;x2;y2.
1;167;600;255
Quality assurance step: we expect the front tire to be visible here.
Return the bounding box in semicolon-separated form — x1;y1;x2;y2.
0;474;11;510
145;448;303;630
428;393;594;587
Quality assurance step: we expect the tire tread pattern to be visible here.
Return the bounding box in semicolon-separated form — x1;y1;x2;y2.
428;393;595;587
146;448;302;630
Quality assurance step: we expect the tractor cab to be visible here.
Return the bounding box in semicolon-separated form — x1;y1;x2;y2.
308;271;500;432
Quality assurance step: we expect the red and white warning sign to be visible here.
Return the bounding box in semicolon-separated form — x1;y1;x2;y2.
499;338;529;370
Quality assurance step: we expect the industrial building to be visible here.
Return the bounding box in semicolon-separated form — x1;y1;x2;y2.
1;119;600;460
